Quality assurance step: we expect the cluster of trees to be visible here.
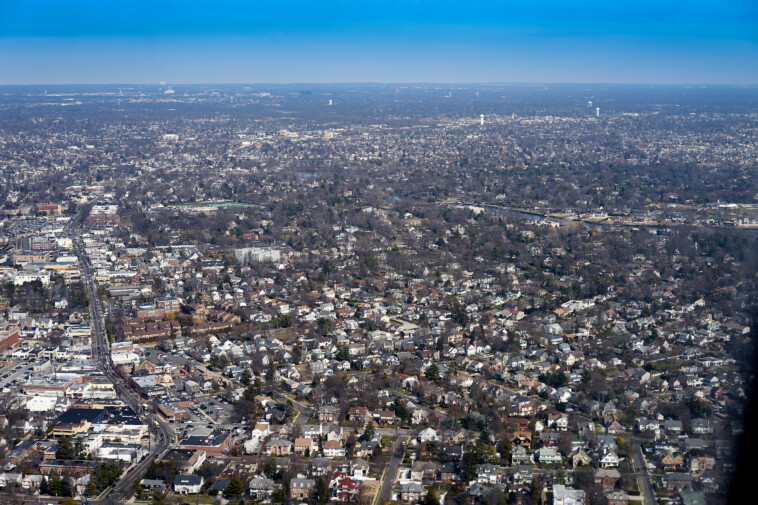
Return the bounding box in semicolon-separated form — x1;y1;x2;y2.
447;296;469;326
69;282;89;308
3;280;53;314
392;397;412;425
40;470;74;497
222;474;245;497
460;440;498;481
85;462;123;497
56;436;85;460
145;459;177;484
538;370;568;388
460;413;487;432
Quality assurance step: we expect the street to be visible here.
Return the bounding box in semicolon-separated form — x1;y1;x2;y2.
375;434;408;505
69;223;174;502
631;439;656;505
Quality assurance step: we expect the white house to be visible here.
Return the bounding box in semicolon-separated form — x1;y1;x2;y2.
174;474;203;494
536;447;562;464
553;485;586;505
418;428;439;443
599;451;619;468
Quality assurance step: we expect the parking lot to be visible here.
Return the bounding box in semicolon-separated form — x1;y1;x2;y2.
0;359;30;393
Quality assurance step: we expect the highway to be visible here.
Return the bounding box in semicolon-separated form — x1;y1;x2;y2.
69;223;174;502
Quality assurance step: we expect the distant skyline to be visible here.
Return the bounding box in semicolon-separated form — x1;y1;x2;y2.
1;1;757;85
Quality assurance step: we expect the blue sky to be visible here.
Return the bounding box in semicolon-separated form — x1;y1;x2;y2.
1;0;757;84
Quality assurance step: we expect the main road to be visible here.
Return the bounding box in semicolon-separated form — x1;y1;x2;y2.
69;223;174;501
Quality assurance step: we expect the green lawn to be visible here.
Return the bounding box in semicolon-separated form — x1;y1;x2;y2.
622;479;639;493
178;494;218;504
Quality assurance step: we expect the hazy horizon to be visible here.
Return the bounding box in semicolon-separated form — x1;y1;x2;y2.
4;82;758;87
1;1;757;85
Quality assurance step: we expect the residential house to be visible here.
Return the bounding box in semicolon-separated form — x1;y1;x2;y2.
689;455;715;476
553;485;586;505
323;440;346;458
661;452;684;470
468;483;493;502
440;462;460;482
605;490;629;505
347;407;371;424
412;408;430;425
548;412;569;431
511;430;532;447
318;406;339;423
599;451;620;468
569;449;592;467
294;438;318;456
691;419;712;435
594;469;620;488
411;461;440;482
248;475;277;499
511;446;530;465
0;473;21;488
664;419;683;434
576;417;595;436
536;447;562;464
310;458;332;477
375;410;396;425
605;421;624;435
442;444;464;462
679;487;707;505
663;473;694;491
140;479;168;493
636;417;659;433
290;478;316;500
476;464;503;484
174;475;203;495
510;465;534;485
349;459;370;478
266;439;292;456
503;418;530;431
21;474;45;491
325;425;344;442
331;473;359;502
400;482;427;502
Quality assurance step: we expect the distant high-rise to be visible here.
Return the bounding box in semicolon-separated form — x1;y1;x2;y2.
480;114;484;126
596;107;600;118
329;99;333;106
588;100;592;107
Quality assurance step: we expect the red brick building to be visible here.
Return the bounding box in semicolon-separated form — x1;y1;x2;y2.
178;430;232;457
0;329;19;352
